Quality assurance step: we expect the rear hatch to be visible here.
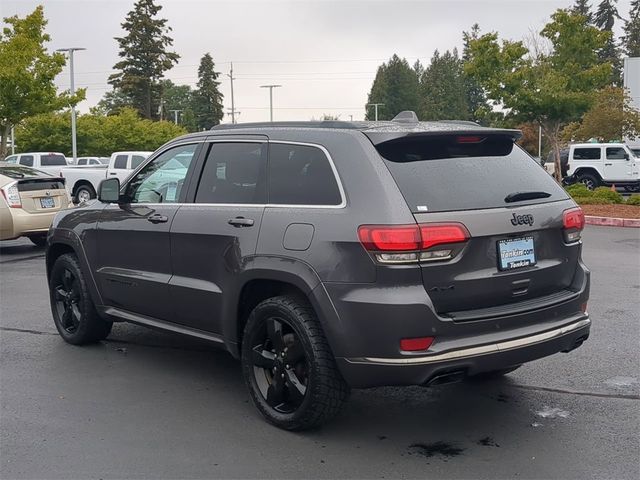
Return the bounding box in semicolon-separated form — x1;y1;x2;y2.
1;165;68;213
366;129;582;321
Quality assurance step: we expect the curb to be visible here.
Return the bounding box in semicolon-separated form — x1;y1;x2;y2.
585;216;640;228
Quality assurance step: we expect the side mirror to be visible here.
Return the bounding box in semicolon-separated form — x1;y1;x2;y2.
98;177;121;203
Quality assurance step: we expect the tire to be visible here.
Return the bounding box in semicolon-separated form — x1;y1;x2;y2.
74;184;96;204
28;235;47;247
241;295;349;431
469;365;521;381
49;253;112;345
577;172;600;190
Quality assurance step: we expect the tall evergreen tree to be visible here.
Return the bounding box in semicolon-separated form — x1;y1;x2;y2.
572;0;594;23
622;0;640;56
192;53;224;129
108;0;179;120
419;49;469;121
594;0;622;84
364;54;419;120
462;24;489;122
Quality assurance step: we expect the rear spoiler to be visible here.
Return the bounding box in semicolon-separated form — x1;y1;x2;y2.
364;128;523;146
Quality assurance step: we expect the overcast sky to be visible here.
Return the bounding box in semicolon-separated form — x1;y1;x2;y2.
1;0;633;122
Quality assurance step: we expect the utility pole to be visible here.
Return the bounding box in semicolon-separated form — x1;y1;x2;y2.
56;47;85;163
349;115;353;121
538;125;542;159
227;63;236;124
10;126;15;155
366;103;384;121
260;85;282;122
169;109;182;125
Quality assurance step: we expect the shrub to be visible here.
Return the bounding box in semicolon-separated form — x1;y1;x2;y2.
626;195;640;206
565;183;592;198
591;187;623;204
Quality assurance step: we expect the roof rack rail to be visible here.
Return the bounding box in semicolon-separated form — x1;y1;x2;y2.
211;121;363;131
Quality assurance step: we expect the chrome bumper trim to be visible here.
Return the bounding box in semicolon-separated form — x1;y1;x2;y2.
348;318;591;366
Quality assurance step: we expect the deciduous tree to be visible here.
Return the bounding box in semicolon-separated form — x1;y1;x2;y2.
465;9;610;180
0;6;83;158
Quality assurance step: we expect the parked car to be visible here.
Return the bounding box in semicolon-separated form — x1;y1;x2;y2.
60;151;152;203
565;142;640;191
0;163;71;246
75;157;109;166
46;113;590;430
3;152;69;175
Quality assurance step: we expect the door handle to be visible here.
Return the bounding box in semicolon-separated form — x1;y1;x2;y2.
605;163;613;166
147;213;169;224
109;172;118;176
228;216;254;227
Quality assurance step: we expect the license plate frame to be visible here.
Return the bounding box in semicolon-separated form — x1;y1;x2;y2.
40;197;55;209
497;236;536;271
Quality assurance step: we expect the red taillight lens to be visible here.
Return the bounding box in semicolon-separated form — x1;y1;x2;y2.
456;135;484;143
358;223;469;263
419;224;469;250
563;207;585;230
357;225;422;251
563;207;585;243
400;337;434;352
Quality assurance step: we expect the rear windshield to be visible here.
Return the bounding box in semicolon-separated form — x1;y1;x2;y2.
0;164;52;179
40;154;67;166
375;135;568;213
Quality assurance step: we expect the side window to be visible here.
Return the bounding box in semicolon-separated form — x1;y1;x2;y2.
113;155;128;169
19;155;34;167
268;143;342;206
131;155;147;169
126;144;198;204
195;142;267;204
89;159;99;165
573;148;601;160
4;156;17;164
78;159;87;165
606;147;627;160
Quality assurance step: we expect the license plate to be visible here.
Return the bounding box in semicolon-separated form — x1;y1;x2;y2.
40;197;55;209
497;236;536;270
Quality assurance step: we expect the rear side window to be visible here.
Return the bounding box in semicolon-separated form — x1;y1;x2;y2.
77;159;87;165
195;142;267;204
4;156;17;164
606;147;626;160
113;155;128;169
19;155;34;167
376;135;568;213
40;154;66;166
573;148;601;160
268;143;342;206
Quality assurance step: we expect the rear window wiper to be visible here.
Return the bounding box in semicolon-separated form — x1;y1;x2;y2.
504;191;551;203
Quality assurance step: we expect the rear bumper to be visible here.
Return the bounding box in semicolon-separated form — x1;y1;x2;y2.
0;208;58;240
336;315;590;388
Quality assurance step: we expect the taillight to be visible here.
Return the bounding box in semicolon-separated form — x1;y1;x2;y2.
563;207;585;243
1;182;21;208
358;223;469;264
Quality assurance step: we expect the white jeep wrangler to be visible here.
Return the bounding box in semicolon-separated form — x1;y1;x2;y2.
566;143;640;192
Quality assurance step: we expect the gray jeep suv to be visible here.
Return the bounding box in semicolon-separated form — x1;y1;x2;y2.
46;112;590;430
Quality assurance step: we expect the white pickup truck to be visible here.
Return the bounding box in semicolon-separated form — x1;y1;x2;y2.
61;151;152;202
3;152;69;175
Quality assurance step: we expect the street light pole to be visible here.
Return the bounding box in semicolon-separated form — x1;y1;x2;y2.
169;109;182;124
366;103;384;121
10;126;15;155
56;47;85;164
260;85;282;122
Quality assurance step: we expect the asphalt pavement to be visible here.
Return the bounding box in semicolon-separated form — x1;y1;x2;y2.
1;227;639;479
